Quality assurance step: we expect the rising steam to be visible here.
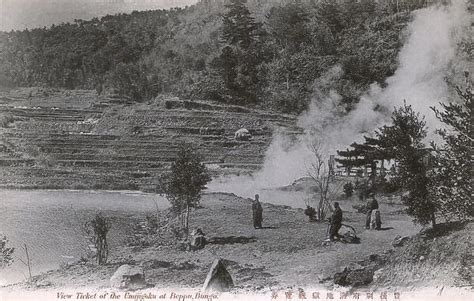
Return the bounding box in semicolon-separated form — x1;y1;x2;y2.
209;1;471;202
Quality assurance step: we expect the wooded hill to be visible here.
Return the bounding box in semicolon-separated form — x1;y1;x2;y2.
0;0;433;113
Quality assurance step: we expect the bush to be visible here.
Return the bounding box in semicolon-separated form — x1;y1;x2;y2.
355;180;370;201
190;74;231;102
0;234;14;268
0;113;15;128
343;182;354;197
304;206;317;222
84;213;110;265
375;176;399;194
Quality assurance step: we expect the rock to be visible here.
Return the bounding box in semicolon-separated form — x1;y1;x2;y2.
419;256;425;261
234;128;251;141
110;265;146;290
369;254;382;263
346;268;374;287
340;226;360;244
175;261;197;270
202;259;234;292
35;280;53;288
392;235;410;247
333;268;350;286
372;268;384;282
334;266;376;287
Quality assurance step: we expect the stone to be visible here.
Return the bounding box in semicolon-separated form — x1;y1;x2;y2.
333;268;350;286
392;235;410;247
110;264;146;290
202;259;234;292
345;268;374;287
372;268;384;282
35;280;53;288
334;265;377;287
339;226;360;244
369;254;381;262
234;128;251;141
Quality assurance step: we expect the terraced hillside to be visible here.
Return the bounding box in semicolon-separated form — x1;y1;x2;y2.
0;88;300;191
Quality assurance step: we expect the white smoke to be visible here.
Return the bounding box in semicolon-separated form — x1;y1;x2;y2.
209;1;471;200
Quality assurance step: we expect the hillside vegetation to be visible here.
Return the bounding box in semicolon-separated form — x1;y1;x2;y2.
0;0;431;113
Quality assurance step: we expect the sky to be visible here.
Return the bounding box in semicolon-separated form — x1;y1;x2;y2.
0;0;199;31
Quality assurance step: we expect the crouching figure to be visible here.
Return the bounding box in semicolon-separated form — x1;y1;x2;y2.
190;228;207;251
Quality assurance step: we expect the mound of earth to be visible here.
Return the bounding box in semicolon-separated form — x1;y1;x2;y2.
277;177;318;192
372;221;473;290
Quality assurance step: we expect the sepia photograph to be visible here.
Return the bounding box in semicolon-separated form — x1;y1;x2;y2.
0;0;472;300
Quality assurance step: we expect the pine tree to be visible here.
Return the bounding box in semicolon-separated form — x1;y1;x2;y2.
336;136;390;186
378;103;436;227
222;0;258;49
430;82;473;220
218;0;262;103
340;103;437;227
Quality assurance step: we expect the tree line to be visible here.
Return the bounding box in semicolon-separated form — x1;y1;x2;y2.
0;0;430;113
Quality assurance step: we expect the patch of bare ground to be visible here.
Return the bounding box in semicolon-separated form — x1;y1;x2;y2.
4;192;424;292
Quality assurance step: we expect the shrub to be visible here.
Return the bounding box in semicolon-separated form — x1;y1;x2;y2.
84;213;110;265
0;113;15;128
343;182;354;197
304;206;317;222
0;234;14;268
355;180;370;201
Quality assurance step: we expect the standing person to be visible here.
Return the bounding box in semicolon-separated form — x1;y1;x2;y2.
329;202;343;241
366;193;379;229
252;194;263;229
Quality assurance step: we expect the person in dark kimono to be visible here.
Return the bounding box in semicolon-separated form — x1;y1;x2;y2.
365;193;379;229
329;202;343;241
252;194;263;229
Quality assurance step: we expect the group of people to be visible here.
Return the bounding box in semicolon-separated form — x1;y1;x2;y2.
188;191;379;252
251;192;381;242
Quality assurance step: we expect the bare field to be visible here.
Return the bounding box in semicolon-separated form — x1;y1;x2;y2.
3;192;423;292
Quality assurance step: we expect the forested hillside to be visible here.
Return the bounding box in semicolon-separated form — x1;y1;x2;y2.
0;0;433;113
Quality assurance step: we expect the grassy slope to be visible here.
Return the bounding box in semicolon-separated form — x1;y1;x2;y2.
372;221;473;290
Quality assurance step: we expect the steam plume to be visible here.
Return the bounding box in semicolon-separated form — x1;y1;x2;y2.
209;1;471;201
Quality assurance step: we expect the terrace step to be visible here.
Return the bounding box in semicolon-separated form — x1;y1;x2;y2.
0;91;300;190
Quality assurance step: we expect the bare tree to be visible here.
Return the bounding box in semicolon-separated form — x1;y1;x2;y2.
307;141;342;221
